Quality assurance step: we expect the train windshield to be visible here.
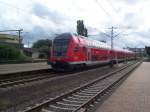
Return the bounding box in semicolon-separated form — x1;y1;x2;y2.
53;33;71;57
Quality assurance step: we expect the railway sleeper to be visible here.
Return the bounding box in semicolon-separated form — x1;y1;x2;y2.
68;96;88;101
87;86;105;90
81;90;99;94
76;92;95;96
48;104;75;112
57;101;80;108
77;91;96;95
72;94;92;98
90;83;108;88
41;108;54;112
67;96;87;102
63;98;85;104
83;88;101;92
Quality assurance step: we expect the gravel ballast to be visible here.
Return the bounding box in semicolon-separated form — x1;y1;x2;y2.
0;63;127;111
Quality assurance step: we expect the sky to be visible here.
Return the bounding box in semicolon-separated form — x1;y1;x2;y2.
0;0;150;48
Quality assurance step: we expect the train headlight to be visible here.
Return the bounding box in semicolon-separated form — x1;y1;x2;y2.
57;58;61;61
74;56;78;60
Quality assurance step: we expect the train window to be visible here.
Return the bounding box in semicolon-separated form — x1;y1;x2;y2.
83;47;86;54
92;55;97;61
54;39;70;45
74;45;79;52
53;37;70;56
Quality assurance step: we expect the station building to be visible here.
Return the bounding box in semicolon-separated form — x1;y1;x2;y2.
145;46;150;58
127;47;146;57
0;33;23;48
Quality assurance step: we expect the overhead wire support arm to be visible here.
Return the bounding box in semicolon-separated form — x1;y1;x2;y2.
113;32;121;38
0;29;23;32
101;32;111;38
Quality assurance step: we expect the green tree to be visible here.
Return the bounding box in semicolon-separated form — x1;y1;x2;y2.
32;39;52;58
32;39;51;48
77;20;88;37
0;44;25;60
84;28;88;37
77;20;85;36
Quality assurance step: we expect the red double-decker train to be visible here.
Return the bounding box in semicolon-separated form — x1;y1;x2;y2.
48;33;135;70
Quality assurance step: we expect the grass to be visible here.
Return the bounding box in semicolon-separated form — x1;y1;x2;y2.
0;99;13;110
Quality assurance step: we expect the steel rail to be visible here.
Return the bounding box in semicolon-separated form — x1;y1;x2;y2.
0;69;51;81
23;61;141;112
0;73;56;88
0;62;125;88
73;61;141;112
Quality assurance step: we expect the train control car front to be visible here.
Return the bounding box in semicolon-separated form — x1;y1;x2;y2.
48;33;86;71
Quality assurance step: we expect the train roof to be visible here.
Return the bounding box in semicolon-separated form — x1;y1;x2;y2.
78;35;133;53
54;33;133;53
55;33;72;40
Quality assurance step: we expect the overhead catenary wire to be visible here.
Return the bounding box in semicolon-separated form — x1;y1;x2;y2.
94;0;114;20
93;0;134;49
105;0;118;14
0;0;134;41
0;1;31;14
0;1;53;39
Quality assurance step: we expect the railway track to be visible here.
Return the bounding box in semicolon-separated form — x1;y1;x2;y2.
0;65;105;88
0;62;126;88
22;61;141;112
0;69;56;88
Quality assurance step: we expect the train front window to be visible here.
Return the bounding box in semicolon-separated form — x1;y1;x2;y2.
53;33;71;57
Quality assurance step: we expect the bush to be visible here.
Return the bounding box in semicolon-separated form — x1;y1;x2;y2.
0;44;25;60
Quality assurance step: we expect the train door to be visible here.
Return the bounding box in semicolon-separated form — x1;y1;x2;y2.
88;48;91;61
82;47;87;61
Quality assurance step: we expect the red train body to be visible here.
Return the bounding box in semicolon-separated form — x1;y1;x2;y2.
48;33;135;70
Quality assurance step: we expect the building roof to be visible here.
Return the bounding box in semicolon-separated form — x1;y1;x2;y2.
0;33;19;44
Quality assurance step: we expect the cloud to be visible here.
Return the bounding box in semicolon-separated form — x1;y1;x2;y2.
123;0;141;5
0;0;150;48
32;3;67;25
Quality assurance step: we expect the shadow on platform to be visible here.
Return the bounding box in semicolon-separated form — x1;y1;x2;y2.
143;58;150;62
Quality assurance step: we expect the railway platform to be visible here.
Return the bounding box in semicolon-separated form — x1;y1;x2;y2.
96;61;150;112
0;62;50;75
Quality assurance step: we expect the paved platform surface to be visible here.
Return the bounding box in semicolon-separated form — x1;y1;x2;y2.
96;62;150;112
0;62;50;74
